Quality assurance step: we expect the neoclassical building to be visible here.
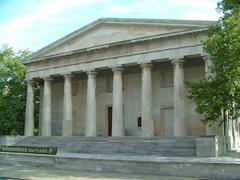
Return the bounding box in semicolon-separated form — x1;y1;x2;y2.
23;18;215;137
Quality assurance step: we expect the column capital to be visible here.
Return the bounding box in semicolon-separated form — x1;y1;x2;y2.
140;63;153;69
26;79;34;85
43;77;53;81
202;55;211;61
171;58;185;65
112;67;124;73
86;70;97;76
63;73;73;79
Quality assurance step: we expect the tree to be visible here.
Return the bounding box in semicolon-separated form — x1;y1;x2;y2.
187;0;240;150
0;44;39;135
217;0;240;18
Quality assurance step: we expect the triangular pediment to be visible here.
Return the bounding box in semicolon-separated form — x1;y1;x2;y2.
24;18;215;62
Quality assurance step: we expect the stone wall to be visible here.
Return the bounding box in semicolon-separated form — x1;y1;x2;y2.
48;60;205;136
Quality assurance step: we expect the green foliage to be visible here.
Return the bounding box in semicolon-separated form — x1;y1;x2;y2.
0;45;34;135
217;0;240;17
187;0;240;126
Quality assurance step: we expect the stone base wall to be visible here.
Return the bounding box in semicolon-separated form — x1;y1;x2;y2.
0;136;27;146
196;136;224;157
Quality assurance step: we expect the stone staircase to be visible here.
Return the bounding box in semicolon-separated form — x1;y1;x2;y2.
1;136;240;179
10;136;196;157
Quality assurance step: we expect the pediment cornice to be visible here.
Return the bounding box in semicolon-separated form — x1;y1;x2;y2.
23;26;208;64
23;18;215;64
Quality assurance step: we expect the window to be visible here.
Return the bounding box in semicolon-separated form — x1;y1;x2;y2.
160;71;173;87
72;80;78;96
137;117;142;127
105;77;113;93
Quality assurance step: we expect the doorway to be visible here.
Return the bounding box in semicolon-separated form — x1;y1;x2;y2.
163;107;174;136
107;106;112;136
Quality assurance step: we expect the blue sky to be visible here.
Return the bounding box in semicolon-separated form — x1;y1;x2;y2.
0;0;221;52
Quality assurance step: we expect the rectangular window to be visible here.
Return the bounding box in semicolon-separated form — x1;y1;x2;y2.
160;71;173;87
105;77;113;93
137;117;142;127
72;80;77;96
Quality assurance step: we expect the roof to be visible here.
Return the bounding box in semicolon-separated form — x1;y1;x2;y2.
23;18;216;64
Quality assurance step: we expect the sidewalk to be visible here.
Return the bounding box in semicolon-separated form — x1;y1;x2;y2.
0;164;197;180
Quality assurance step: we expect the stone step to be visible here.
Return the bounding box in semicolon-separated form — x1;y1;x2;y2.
17;141;196;148
0;152;239;179
14;136;196;143
1;136;197;157
13;136;196;140
10;137;196;157
13;138;196;146
80;148;196;157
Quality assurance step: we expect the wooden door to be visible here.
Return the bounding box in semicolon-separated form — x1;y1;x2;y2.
163;108;174;136
108;107;112;136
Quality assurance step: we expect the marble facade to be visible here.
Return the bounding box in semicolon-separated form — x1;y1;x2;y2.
23;18;215;137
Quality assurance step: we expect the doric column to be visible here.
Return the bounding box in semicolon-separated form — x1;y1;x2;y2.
42;77;53;136
85;71;97;137
24;80;34;136
112;67;124;136
62;74;73;136
172;59;186;136
141;63;154;137
39;83;44;136
203;55;215;135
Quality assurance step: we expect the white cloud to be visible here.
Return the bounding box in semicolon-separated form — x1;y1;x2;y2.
107;0;164;14
0;0;104;51
106;0;220;20
2;0;92;33
0;0;220;51
169;0;220;20
170;0;217;9
107;5;136;13
182;11;220;21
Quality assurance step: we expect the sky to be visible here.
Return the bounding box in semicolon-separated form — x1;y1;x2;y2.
0;0;221;52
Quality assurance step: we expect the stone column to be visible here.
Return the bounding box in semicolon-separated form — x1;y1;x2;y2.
141;63;154;137
42;77;53;136
172;59;186;136
203;55;215;135
112;67;124;136
85;71;97;137
62;74;73;136
39;83;44;136
24;80;34;136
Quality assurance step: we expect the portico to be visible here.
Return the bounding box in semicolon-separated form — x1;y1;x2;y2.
23;18;215;137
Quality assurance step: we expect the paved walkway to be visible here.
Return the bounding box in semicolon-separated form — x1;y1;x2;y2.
0;164;198;180
58;152;240;164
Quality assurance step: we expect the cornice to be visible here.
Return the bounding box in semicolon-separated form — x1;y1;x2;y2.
23;27;208;65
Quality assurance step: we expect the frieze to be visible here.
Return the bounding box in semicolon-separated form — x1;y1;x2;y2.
26;31;206;75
